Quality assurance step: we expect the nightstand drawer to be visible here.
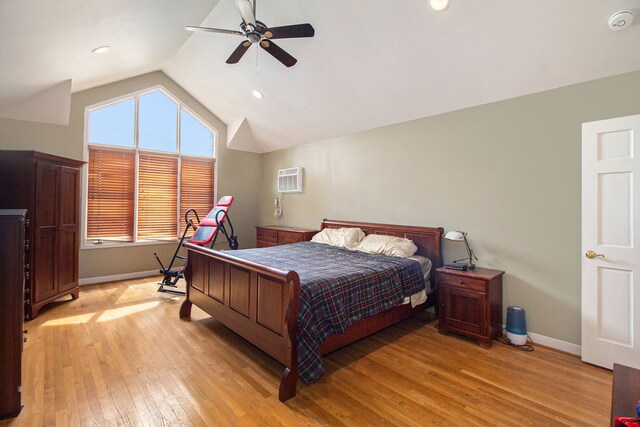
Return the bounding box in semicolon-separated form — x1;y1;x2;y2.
256;228;278;243
438;273;486;292
278;231;304;245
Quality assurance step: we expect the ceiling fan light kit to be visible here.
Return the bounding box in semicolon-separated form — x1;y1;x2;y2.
430;0;450;12
186;0;315;67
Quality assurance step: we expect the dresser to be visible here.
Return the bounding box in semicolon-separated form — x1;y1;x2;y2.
256;225;318;248
0;210;27;419
436;266;504;348
0;151;84;320
611;364;640;425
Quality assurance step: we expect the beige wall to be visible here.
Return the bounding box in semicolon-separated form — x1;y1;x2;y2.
261;70;640;345
0;71;261;279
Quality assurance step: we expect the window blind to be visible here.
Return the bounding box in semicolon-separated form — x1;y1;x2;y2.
137;153;178;240
180;157;215;232
87;148;135;241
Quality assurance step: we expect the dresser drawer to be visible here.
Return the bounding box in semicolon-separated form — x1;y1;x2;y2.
278;231;305;245
438;273;486;293
256;228;278;243
256;240;278;248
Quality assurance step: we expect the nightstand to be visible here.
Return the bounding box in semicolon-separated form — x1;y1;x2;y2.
256;225;318;248
436;266;504;348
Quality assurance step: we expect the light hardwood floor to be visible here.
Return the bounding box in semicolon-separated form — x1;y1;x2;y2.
2;277;611;426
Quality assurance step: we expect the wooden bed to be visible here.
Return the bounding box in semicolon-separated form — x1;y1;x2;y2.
179;219;444;401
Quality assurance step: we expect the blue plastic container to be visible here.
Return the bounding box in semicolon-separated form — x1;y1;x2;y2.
506;306;527;345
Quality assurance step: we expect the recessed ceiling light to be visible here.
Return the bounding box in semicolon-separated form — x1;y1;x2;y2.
92;46;111;54
252;89;264;99
430;0;450;11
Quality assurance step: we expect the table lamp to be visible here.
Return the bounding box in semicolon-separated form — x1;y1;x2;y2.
445;230;478;268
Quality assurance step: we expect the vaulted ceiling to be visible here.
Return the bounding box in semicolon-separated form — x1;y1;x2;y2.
1;0;639;152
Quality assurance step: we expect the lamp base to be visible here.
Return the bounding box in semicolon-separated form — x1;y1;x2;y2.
444;263;468;271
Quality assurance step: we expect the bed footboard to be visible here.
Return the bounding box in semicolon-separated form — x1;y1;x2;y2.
180;242;301;402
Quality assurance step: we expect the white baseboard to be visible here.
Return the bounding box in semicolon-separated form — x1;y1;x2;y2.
79;269;160;286
501;324;581;355
527;331;581;356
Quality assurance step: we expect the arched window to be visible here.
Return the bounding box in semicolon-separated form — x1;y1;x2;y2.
85;87;216;244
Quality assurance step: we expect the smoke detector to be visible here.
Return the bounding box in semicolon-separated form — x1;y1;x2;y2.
609;10;634;32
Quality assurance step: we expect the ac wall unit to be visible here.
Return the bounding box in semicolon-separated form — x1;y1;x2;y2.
277;167;302;193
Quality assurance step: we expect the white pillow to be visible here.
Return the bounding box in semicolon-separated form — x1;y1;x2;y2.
311;227;365;249
354;234;418;258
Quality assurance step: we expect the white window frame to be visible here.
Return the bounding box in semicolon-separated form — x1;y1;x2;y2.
81;84;218;249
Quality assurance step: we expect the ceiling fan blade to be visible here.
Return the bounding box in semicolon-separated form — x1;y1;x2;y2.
186;26;244;36
233;0;256;26
259;40;297;67
264;23;315;39
226;41;252;64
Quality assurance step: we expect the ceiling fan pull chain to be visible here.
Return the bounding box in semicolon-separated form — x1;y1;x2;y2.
256;45;260;70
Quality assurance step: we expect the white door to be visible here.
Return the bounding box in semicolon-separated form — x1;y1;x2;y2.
582;114;640;369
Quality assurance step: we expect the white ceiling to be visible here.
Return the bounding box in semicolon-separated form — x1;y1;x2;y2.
0;0;218;109
1;0;640;153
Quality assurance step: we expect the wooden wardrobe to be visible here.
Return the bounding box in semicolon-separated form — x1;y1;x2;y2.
0;210;27;419
0;151;84;320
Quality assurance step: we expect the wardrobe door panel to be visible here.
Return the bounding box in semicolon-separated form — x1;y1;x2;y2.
33;231;56;303
34;163;59;302
36;164;58;228
59;167;78;227
57;168;79;292
57;231;77;292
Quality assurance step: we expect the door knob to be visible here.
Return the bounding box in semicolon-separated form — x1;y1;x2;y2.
585;250;605;259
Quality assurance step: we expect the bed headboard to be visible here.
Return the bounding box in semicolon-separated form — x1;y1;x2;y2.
320;219;444;269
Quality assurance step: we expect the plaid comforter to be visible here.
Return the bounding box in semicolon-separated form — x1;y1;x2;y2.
229;241;425;384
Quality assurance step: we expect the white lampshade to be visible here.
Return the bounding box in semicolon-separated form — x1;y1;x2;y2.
444;231;466;241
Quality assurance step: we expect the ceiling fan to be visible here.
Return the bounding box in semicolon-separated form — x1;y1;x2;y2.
186;0;315;67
